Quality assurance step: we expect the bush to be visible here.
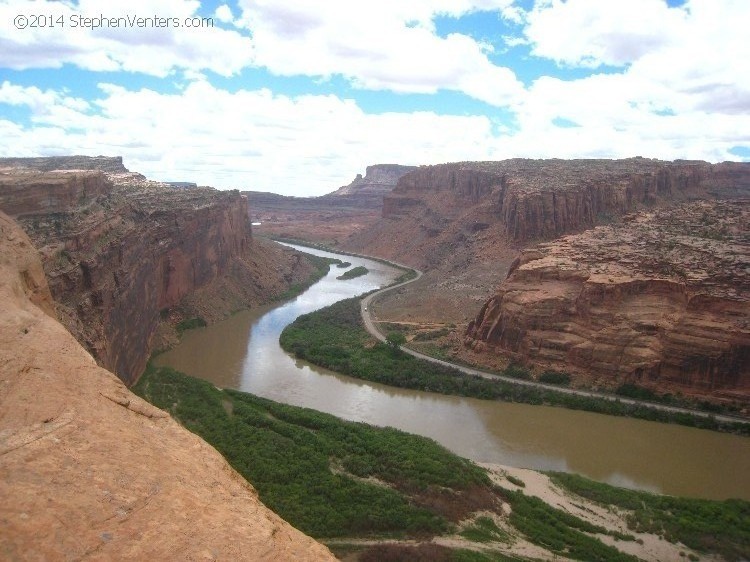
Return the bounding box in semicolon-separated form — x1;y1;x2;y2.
386;331;407;350
538;371;571;385
133;364;492;539
337;266;369;280
175;317;206;334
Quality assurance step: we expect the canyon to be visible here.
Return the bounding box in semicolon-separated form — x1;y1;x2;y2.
338;158;750;403
230;157;750;403
0;208;335;560
2;153;748;558
0;157;315;385
246;163;415;246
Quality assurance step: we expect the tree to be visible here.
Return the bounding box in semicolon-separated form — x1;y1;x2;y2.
385;331;406;351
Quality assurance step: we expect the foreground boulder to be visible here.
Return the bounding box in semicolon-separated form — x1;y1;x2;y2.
0;210;334;560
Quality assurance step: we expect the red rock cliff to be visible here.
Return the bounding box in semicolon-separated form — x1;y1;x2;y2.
465;200;750;402
383;159;750;243
0;209;335;561
0;164;314;385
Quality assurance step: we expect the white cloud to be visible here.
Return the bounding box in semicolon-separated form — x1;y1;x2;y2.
0;81;504;194
3;76;748;197
523;0;687;68
0;0;525;105
0;0;253;76
2;0;749;192
516;0;750;138
214;4;236;25
237;0;524;105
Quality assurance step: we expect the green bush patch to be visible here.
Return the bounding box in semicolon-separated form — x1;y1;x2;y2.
133;364;493;539
337;265;369;280
538;371;571;385
549;472;750;561
175;317;206;334
280;297;750;435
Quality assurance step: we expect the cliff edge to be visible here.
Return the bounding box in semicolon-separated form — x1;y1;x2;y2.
0;161;315;385
465;199;750;403
0;209;334;560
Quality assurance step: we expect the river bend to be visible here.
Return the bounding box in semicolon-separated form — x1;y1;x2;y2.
155;244;750;500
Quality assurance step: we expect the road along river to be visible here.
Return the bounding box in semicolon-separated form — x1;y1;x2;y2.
154;244;750;501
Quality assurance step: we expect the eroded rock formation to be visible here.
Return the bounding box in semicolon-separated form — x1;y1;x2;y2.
0;209;335;561
328;163;417;203
465;200;750;402
0;155;129;173
347;158;750;269
0;159;314;385
245;164;416;246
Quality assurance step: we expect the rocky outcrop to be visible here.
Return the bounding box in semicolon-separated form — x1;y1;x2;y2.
0;170;110;216
0;155;129;173
382;158;750;243
0;209;335;561
465;200;750;402
0;160;315;385
328;164;417;202
245;164;415;246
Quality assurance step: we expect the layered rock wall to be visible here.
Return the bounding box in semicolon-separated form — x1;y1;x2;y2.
0;155;129;173
0;170;110;216
383;159;750;244
465;200;750;401
0;209;335;561
0;161;313;385
330;163;417;199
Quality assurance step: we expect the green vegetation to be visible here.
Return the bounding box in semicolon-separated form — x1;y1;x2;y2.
133;364;492;539
386;331;407;350
538;371;572;385
503;488;638;561
460;516;512;544
615;382;743;417
352;543;526;562
175;316;206;334
505;474;525;488
274;252;339;301
412;327;451;341
336;261;352;268
549;472;750;561
616;383;663;401
280;297;750;435
503;364;531;381
392;267;418;285
336;265;368;280
133;364;749;561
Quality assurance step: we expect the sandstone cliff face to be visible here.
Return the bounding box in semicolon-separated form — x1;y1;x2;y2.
0;170;109;216
0;154;129;173
465;200;750;402
382;158;750;244
0;162;314;385
0;210;335;561
329;163;417;199
344;158;750;308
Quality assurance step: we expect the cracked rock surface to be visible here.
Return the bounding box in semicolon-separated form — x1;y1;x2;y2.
0;209;335;561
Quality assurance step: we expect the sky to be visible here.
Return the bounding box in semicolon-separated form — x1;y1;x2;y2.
0;0;748;196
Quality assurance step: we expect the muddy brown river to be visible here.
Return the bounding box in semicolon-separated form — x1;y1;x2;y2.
155;245;750;500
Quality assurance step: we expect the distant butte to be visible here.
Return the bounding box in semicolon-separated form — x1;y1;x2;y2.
244;163;416;246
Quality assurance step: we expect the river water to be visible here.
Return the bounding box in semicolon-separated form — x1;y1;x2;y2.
154;245;750;500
